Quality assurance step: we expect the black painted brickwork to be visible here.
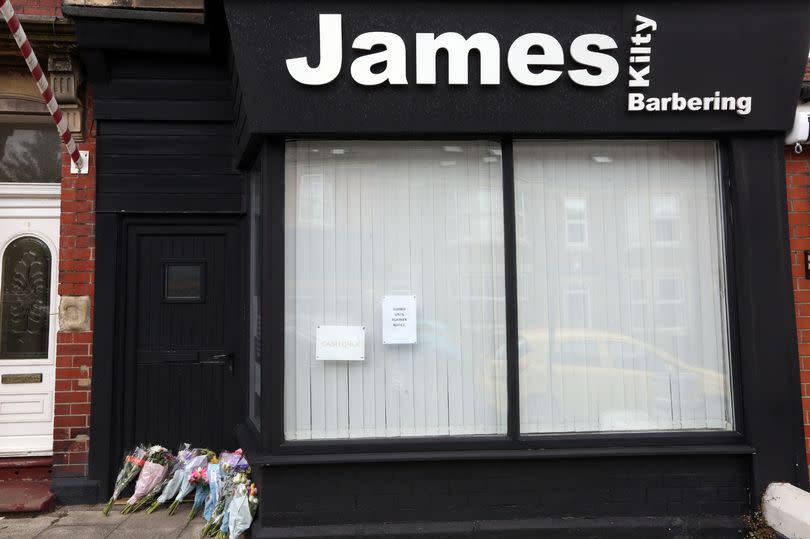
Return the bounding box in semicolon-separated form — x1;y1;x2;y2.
261;456;749;527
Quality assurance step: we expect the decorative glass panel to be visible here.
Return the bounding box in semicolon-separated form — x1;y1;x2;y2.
1;236;52;359
0;123;61;183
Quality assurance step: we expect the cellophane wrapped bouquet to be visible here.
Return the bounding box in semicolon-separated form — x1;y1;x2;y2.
226;481;259;539
188;459;212;520
102;444;147;516
128;451;185;514
200;449;250;537
146;444;194;514
203;457;222;521
167;448;212;515
121;445;173;514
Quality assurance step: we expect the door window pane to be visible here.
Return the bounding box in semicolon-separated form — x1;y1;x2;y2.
164;263;203;301
1;236;52;359
514;140;732;433
0;123;61;183
284;140;507;440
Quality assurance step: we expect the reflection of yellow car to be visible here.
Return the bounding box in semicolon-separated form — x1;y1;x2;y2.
506;329;730;432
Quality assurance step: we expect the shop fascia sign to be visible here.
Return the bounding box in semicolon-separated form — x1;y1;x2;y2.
287;14;752;116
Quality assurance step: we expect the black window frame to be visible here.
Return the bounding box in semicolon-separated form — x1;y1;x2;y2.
254;136;746;458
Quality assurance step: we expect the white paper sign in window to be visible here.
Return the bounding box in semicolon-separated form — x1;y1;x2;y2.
315;325;365;361
382;295;417;344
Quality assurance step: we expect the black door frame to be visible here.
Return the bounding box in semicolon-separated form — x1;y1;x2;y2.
90;214;246;497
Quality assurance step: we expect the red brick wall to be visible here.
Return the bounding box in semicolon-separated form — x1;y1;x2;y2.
53;92;96;477
12;0;62;17
786;147;810;481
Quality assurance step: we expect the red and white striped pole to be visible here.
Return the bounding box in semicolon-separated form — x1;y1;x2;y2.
0;0;85;172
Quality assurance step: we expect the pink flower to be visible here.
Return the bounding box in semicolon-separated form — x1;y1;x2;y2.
189;466;208;484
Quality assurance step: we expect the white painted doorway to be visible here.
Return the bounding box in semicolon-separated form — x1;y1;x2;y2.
0;134;61;456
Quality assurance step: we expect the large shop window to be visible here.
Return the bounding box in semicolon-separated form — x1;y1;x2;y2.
514;141;733;433
281;139;734;442
284;141;507;439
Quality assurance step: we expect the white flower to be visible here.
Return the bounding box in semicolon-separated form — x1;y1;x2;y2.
149;445;166;453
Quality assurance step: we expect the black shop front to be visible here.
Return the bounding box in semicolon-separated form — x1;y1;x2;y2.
66;0;810;536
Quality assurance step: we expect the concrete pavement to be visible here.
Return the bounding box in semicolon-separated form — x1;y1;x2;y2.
0;504;208;539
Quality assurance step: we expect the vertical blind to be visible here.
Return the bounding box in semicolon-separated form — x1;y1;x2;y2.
284;140;507;440
513;141;733;433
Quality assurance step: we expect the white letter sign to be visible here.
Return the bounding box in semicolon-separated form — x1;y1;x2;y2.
383;295;417;344
286;14;343;85
316;325;365;361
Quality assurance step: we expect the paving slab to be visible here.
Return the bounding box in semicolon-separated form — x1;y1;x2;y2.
106;528;184;539
176;519;206;538
53;508;131;526
107;510;188;536
0;515;59;539
36;524;116;538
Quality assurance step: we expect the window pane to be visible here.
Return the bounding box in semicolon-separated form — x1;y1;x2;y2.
249;159;262;431
0;123;61;183
514;140;732;433
165;264;202;300
285;140;507;440
1;236;52;359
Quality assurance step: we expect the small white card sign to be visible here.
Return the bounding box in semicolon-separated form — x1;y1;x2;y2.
382;295;417;344
315;325;365;361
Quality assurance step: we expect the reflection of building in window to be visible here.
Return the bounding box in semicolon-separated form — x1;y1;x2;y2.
625;199;642;247
0;123;61;183
562;287;592;329
472;187;503;243
652;194;680;245
564;196;588;247
654;276;686;331
515;190;527;243
629;276;645;330
297;173;332;226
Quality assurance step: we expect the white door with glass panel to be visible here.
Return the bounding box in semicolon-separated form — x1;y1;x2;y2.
0;119;62;456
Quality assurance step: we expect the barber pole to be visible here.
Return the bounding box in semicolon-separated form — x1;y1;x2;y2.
0;0;85;171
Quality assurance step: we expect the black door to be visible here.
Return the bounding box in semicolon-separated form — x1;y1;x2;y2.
124;222;243;451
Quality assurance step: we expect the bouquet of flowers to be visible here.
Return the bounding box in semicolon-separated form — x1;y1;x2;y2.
146;444;194;514
226;482;259;539
248;483;258;517
126;454;183;514
121;446;173;514
102;445;147;516
167;449;212;515
216;470;251;538
200;450;250;537
187;464;210;520
203;457;221;521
